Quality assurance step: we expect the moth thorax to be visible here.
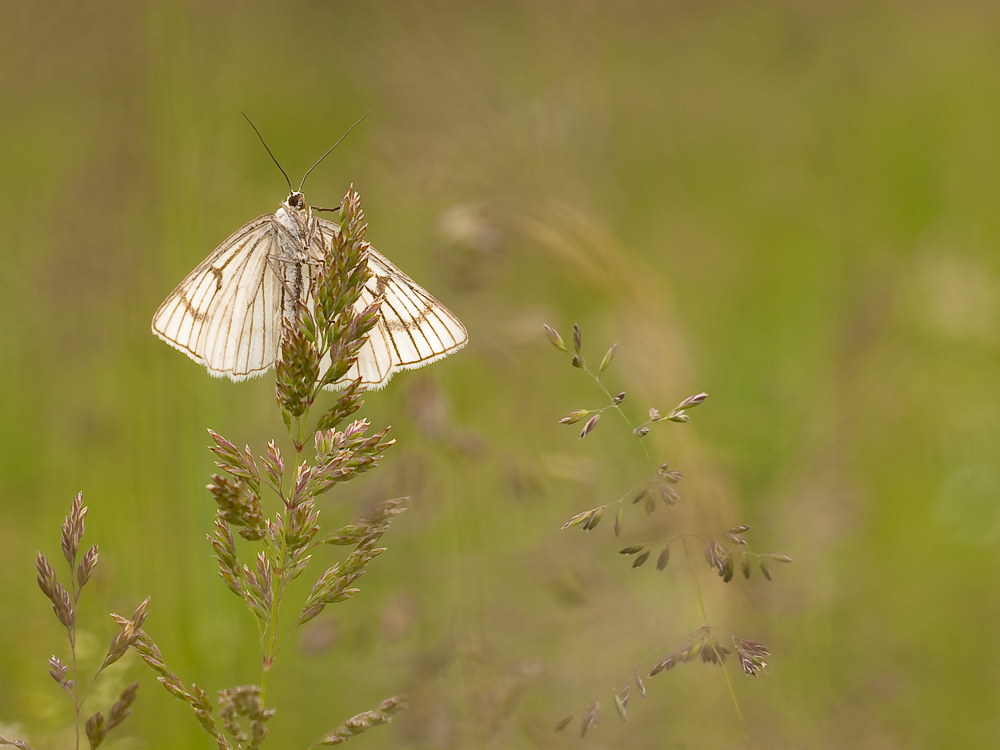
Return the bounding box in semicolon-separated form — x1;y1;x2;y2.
274;203;310;245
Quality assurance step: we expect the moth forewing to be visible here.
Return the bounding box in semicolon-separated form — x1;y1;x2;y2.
152;190;468;390
151;215;282;381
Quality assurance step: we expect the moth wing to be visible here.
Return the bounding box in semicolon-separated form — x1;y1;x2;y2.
151;216;284;381
315;218;468;390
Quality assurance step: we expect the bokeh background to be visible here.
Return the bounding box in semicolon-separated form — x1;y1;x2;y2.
2;1;1000;748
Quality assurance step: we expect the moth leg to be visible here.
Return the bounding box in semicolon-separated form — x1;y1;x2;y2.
271;219;304;248
305;217;328;260
265;254;323;314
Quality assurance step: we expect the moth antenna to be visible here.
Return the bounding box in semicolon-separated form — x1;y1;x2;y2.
242;112;293;194
298;110;374;193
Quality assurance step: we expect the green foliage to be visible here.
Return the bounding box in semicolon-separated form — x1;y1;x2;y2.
4;2;1000;747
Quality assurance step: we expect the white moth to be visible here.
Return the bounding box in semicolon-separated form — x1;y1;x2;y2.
151;119;467;390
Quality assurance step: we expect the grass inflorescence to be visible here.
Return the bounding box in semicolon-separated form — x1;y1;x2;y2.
1;493;145;750
545;322;792;741
124;187;407;749
3;188;407;750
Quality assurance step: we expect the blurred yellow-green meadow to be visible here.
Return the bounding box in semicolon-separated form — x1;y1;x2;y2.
3;1;1000;748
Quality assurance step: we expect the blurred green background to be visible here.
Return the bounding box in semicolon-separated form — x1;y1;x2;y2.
2;1;1000;748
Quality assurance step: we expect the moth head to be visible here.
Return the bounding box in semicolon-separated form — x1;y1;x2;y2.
286;191;307;210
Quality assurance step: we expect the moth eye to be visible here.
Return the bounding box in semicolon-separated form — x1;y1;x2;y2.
289;192;305;209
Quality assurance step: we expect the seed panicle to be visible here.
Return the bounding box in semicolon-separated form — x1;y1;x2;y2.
546;322;787;736
15;188;411;750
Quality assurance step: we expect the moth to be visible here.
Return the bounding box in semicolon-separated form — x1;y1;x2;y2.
151;118;468;390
